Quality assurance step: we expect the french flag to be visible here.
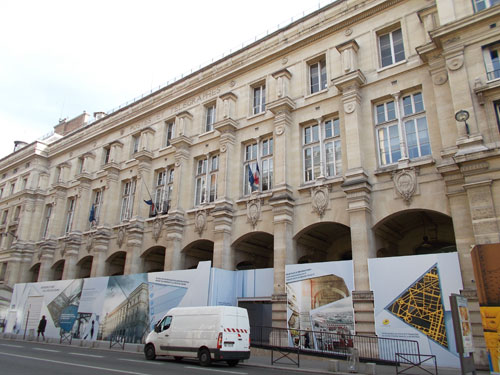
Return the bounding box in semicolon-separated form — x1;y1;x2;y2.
253;163;260;186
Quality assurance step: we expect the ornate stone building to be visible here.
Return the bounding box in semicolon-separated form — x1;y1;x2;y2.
1;0;499;365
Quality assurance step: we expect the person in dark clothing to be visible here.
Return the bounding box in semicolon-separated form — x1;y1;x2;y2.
37;315;47;341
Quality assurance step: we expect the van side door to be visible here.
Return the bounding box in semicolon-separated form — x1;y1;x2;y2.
156;315;173;355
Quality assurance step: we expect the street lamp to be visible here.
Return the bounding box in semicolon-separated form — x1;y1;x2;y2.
455;110;470;135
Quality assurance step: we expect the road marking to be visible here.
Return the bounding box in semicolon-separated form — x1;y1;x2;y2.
70;352;104;358
119;359;162;365
33;348;60;353
0;344;23;348
184;366;247;374
0;351;154;375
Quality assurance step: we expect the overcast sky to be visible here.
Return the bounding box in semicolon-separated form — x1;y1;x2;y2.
0;0;333;159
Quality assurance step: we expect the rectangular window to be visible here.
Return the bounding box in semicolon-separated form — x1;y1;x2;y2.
375;92;431;166
78;157;85;174
483;42;500;81
103;146;111;165
13;206;21;221
154;168;174;214
165;121;175;147
92;189;103;225
120;179;136;221
303;119;342;182
42;205;52;238
22;177;28;190
473;0;500;12
1;210;8;225
205;104;216;132
379;27;405;68
132;134;140;154
194;155;218;205
0;187;3;199
243;137;273;195
10;182;15;195
65;197;75;234
309;58;327;94
494;101;500;133
0;262;7;282
253;85;266;115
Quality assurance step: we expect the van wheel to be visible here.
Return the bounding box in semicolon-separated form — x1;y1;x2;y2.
144;344;156;360
198;348;211;366
174;356;183;362
226;360;239;367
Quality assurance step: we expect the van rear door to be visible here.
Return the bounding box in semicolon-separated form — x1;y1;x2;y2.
221;309;250;352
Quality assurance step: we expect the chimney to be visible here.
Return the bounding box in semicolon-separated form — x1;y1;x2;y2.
94;111;106;120
13;141;28;152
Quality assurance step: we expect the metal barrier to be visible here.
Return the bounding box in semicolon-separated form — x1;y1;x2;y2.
396;353;438;375
250;326;421;365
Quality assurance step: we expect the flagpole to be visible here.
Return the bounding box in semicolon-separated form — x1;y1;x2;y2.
139;172;156;214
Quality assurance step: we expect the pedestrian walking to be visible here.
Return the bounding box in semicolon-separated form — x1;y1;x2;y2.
37;315;47;341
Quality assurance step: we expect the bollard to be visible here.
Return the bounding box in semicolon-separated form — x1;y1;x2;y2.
328;359;339;372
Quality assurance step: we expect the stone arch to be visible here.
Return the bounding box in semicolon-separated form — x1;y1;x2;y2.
141;246;166;273
106;251;126;276
233;231;274;270
77;256;93;279
373;209;456;257
29;263;40;282
294;222;352;263
182;240;213;269
51;259;65;280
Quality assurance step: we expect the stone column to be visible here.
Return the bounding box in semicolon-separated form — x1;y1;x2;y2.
464;180;500;244
212;205;234;270
5;247;23;286
124;219;144;275
62;233;82;280
19;244;36;283
134;152;153;219
90;228;111;277
38;239;57;281
170;134;193;214
73;177;92;232
269;195;294;328
343;178;376;335
48;189;68;238
164;218;185;271
101;164;120;227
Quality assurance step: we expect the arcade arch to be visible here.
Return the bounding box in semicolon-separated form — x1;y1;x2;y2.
30;263;40;282
183;240;213;269
233;232;274;270
77;256;92;278
374;210;456;257
106;251;126;276
52;260;64;280
142;246;165;273
295;222;352;263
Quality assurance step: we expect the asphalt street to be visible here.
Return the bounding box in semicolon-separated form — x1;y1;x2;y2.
0;339;280;375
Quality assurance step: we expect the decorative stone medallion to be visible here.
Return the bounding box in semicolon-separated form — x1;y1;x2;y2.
117;227;126;248
311;185;329;218
194;210;207;236
247;196;261;228
392;168;417;205
152;217;163;242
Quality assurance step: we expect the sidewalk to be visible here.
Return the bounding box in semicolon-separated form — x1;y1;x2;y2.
0;333;491;375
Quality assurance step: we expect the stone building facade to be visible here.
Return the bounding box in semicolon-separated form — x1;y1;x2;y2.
1;0;500;365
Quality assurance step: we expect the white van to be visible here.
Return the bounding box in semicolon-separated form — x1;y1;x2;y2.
144;306;250;366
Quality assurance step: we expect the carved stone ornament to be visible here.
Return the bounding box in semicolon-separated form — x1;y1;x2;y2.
246;197;261;228
152;217;163;242
117;227;126;248
392;168;418;205
344;102;355;114
282;57;288;65
194;210;207;236
432;71;448;85
86;232;94;253
447;55;464;71
344;28;353;36
275;125;285;136
220;144;227;153
311;185;329;218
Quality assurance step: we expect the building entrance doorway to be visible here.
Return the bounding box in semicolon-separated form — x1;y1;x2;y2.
238;299;272;345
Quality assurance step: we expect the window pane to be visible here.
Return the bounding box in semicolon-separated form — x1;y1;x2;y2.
378;128;390;165
320;60;327;90
304;148;312;181
333;118;340;137
304;127;311;144
310;63;319;93
376;104;386;124
403;95;413;116
405;119;419;158
387;101;396;120
413;93;424;112
417;117;431;156
325;142;334;177
313;145;321;178
393;29;405;63
379;33;393;67
324;120;332;138
312;124;319;142
335;139;342;175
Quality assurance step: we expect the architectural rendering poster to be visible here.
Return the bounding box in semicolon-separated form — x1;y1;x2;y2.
368;252;463;368
285;261;355;349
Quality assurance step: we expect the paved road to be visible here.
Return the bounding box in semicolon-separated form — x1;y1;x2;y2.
0;339;282;375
